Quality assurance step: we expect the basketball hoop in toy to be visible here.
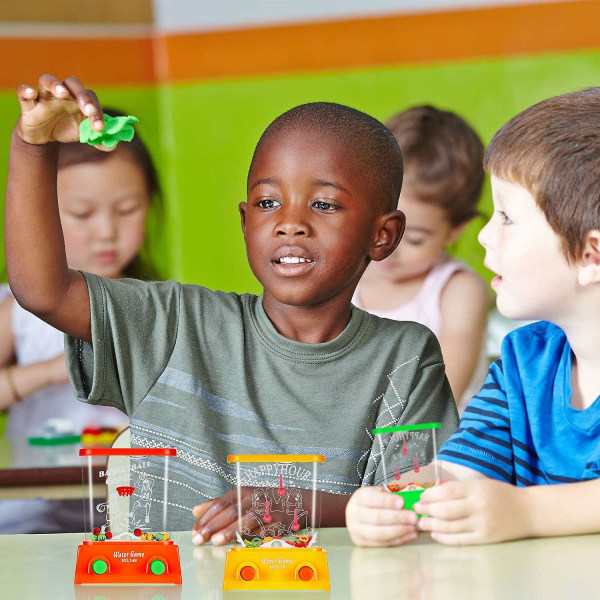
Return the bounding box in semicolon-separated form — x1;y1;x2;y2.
116;485;135;497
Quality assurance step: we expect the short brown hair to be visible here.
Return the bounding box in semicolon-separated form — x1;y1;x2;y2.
385;105;484;227
484;87;600;263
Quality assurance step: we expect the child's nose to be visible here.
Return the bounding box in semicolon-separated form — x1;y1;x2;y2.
276;222;307;236
275;206;311;237
477;220;492;249
96;214;118;240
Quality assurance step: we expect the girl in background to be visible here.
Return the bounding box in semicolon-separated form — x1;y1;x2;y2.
0;111;162;532
354;106;490;412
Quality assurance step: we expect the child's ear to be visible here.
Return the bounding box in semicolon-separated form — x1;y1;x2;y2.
369;209;405;261
577;230;600;286
239;202;248;236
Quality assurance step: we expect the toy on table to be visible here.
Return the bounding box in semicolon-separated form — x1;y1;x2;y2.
80;426;122;448
28;418;81;446
372;423;442;511
28;423;123;448
223;454;330;592
74;447;182;585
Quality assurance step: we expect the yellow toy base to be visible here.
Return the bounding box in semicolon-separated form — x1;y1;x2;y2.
223;546;330;591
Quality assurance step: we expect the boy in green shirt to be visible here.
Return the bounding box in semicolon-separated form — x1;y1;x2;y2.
6;74;458;539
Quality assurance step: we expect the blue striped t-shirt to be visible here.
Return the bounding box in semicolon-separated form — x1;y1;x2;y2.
438;321;600;486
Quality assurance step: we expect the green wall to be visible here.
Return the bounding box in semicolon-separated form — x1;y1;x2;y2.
161;48;600;292
2;49;600;293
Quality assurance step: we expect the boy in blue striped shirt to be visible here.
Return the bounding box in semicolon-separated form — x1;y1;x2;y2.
347;88;600;546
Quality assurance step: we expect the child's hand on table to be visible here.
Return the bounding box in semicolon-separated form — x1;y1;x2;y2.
16;74;106;147
346;486;419;547
192;488;261;547
414;478;530;545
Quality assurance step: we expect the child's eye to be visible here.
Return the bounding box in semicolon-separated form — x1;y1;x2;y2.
71;212;92;220
118;205;142;216
404;237;425;246
312;200;337;211
256;198;281;210
497;210;513;224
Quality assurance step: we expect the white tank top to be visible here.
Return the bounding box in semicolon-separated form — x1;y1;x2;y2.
6;299;128;438
353;257;488;413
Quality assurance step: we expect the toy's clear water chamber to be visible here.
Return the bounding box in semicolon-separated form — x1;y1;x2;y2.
223;454;330;591
373;423;442;510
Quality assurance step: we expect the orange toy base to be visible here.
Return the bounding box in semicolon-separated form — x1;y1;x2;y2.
74;540;182;584
223;546;330;591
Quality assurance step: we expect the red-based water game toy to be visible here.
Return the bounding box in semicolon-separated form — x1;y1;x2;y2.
223;454;330;592
373;423;442;511
74;448;182;585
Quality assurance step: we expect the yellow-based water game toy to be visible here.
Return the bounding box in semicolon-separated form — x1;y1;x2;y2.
223;454;330;592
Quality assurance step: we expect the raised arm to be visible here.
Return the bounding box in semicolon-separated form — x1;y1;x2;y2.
5;74;108;342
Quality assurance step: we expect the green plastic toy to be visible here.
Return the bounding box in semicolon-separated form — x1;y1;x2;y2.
79;114;139;148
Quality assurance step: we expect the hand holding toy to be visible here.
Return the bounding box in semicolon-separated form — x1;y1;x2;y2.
16;74;108;149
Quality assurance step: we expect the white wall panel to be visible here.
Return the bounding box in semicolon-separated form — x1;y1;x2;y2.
152;0;571;33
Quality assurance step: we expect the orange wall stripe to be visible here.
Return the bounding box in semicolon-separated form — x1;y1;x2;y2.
158;0;600;82
0;1;598;89
0;36;155;89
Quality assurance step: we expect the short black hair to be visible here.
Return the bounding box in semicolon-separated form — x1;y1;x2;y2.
249;102;403;213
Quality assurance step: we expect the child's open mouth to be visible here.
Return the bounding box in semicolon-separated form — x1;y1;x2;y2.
272;256;315;276
275;257;313;264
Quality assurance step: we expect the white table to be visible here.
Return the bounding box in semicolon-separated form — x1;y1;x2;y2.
2;528;600;599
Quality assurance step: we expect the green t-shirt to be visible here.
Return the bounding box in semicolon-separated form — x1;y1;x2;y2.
66;273;458;530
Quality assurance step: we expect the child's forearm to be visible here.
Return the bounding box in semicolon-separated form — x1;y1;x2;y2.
523;479;600;538
320;491;350;527
6;131;68;312
5;130;91;341
0;360;64;410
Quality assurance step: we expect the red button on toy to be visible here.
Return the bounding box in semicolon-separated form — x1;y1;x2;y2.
240;565;257;581
298;565;314;581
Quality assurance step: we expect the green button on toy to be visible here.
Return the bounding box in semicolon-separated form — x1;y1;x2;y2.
150;559;166;575
91;559;108;575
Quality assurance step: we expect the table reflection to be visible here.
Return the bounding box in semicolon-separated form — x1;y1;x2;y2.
349;532;600;600
73;585;182;600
